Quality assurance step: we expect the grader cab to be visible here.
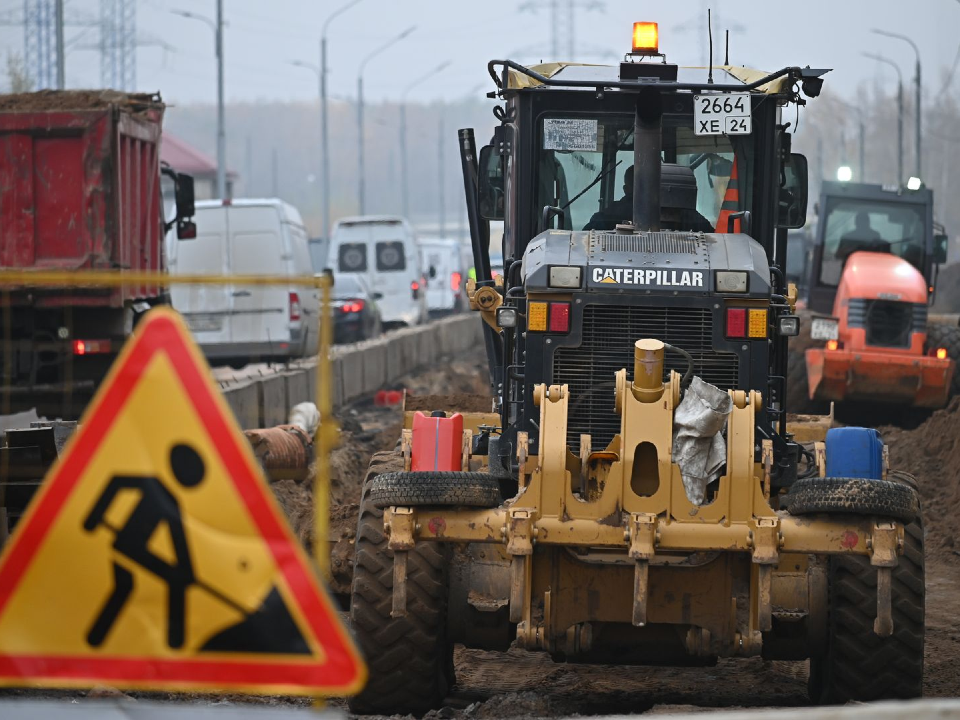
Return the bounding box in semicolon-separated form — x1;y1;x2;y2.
348;24;924;715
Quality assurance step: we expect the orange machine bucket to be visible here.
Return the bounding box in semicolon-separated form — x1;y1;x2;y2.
805;347;954;409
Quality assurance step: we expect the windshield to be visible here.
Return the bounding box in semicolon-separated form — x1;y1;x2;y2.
819;198;926;286
536;114;750;233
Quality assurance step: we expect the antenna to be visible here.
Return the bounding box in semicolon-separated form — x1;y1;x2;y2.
707;8;713;84
724;28;729;65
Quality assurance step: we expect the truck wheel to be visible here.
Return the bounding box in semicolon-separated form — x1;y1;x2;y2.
926;321;960;396
370;471;502;509
809;471;924;703
348;453;453;715
787;476;918;523
786;351;819;414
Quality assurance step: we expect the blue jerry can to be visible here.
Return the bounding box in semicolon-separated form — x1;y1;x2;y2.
824;427;884;480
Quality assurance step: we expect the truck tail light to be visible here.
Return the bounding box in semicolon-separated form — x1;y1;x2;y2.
726;308;746;338
450;271;462;292
548;302;570;333
411;280;421;299
289;292;302;321
72;339;111;355
936;347;949;360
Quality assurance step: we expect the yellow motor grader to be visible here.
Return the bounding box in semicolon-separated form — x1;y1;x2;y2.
348;24;923;715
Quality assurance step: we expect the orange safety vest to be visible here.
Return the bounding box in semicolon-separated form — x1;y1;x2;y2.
715;157;740;233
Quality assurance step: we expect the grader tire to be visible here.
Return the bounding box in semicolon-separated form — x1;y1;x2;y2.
348;452;453;716
787;476;919;523
926;321;960;396
810;471;925;703
370;471;502;509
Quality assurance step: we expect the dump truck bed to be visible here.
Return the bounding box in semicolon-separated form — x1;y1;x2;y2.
0;90;167;306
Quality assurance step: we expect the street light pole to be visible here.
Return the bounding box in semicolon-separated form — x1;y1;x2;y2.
863;52;904;185
216;0;226;198
55;0;64;89
357;26;416;215
172;8;226;198
873;29;921;179
400;60;451;219
321;1;363;238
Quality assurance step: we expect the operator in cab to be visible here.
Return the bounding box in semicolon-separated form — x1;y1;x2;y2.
582;164;714;233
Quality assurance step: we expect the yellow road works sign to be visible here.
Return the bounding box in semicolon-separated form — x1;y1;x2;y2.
0;308;365;696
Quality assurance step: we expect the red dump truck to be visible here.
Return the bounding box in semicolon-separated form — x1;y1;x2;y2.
0;90;195;418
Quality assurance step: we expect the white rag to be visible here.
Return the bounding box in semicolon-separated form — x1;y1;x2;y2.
672;377;733;506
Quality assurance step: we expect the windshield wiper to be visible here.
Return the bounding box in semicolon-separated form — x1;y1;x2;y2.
560;128;635;212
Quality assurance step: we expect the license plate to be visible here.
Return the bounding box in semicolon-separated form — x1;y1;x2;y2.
810;318;839;341
694;93;752;136
186;315;223;333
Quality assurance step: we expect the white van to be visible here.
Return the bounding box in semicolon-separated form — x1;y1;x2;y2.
167;199;320;365
328;216;426;327
419;238;467;315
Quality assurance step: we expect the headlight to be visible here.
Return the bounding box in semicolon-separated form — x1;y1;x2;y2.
496;307;518;329
548;266;582;289
777;315;800;337
715;271;748;293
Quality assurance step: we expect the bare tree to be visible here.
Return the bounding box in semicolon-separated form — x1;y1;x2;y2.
5;52;33;94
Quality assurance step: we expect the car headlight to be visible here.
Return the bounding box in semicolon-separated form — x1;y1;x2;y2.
548;266;582;289
715;271;748;293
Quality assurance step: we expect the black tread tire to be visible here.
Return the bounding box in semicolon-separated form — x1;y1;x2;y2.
926;321;960;396
787;476;919;523
787;350;819;414
370;471;502;509
810;470;925;703
348;452;453;716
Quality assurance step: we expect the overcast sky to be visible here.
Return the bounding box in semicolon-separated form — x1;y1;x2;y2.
2;0;959;105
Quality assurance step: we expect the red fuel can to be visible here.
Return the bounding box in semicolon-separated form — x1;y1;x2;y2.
411;411;464;472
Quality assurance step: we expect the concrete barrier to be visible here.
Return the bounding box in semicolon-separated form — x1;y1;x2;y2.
220;379;260;429
215;315;485;427
258;373;287;427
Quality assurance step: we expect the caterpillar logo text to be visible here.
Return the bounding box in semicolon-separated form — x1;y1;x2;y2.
591;267;704;288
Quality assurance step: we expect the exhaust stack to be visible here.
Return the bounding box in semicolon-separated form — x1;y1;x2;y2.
632;87;663;232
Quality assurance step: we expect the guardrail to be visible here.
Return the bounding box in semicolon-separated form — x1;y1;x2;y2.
214;314;485;429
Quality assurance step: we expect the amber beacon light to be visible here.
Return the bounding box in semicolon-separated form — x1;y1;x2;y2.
632;22;659;54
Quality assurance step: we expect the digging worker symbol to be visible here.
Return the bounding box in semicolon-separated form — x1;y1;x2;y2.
83;443;205;650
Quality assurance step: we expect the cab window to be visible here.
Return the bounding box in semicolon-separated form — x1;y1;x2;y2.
535;114;751;233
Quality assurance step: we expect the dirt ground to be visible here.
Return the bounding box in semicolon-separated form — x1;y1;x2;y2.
305;350;960;718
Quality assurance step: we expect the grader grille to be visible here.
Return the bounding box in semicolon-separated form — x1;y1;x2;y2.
553;304;739;452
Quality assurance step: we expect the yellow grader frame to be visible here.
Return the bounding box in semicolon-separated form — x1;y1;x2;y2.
384;339;902;660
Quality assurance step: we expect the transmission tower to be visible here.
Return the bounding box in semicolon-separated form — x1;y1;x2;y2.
520;0;605;62
23;0;58;89
99;0;136;90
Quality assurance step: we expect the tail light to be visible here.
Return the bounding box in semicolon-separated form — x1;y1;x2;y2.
450;271;462;292
289;292;302;321
72;339;111;355
548;302;570;333
411;280;420;299
936;347;949;360
725;308;746;338
826;339;840;351
340;300;365;314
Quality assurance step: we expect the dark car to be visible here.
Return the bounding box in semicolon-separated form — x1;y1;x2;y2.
332;274;382;344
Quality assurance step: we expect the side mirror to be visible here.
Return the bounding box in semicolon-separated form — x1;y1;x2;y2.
371;291;384;301
323;267;335;288
777;153;808;229
934;234;949;264
429;265;438;279
175;172;196;219
478;145;505;221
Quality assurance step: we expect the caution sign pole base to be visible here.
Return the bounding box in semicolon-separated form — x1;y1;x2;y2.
0;309;366;696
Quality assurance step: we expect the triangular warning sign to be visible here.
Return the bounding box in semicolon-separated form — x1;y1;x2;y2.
0;308;366;696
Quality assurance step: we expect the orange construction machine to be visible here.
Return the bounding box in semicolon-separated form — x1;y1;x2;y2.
794;179;957;409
